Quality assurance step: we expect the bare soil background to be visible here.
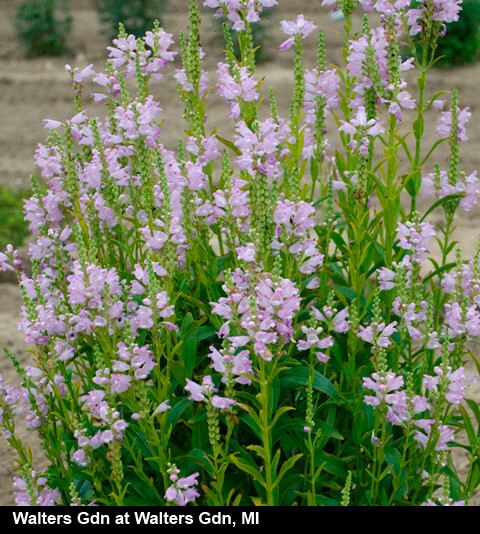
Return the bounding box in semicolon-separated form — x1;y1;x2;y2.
0;0;480;506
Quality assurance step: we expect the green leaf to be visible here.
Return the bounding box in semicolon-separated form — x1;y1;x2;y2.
403;170;421;197
215;135;242;156
329;231;347;252
465;399;480;430
331;285;367;306
419;137;448;167
167;397;193;429
123;473;155;501
312;494;340;506
316;420;344;440
367;170;388;198
182;324;217;376
460;405;477;446
216;253;231;275
420;194;463;222
271;448;282;475
334;150;347;178
413;115;424;140
423;261;457;284
169;360;189;387
246;445;268;462
271;405;295;429
177;449;216;477
310;157;319;184
180;312;194;338
394;133;413;164
279;366;339;401
272;453;303;489
315;451;349;479
238;412;263;440
229;454;265;487
312;194;328;208
384;446;401;477
75;479;93;500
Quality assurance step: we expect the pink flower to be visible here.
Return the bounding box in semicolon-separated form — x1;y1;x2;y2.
211;395;236;409
363;371;420;425
363;371;404;396
278;15;317;50
43;119;62;130
358;321;397;347
304;68;341;124
204;0;277;32
185;378;207;402
436;106;471;142
377;267;396;290
110;374;132;394
153;400;171;415
73;64;95;83
208;346;253;385
0;252;13;272
236;242;256;262
396;220;436;262
165;468;200;506
339;106;384;154
72;449;89;466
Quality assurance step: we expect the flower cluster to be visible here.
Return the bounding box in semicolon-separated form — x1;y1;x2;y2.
278;15;318;51
185;375;236;409
421;169;480;212
217;62;260;119
396;220;436;262
13;471;60;506
363;371;430;426
205;0;278;31
164;465;200;506
339;106;384;155
211;269;302;361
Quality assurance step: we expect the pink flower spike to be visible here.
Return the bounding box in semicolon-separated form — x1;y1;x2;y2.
279;15;317;49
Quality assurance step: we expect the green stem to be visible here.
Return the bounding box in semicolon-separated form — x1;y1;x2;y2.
258;357;276;506
387;425;412;505
411;45;429;215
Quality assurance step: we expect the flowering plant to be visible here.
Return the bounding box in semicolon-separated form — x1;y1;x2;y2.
2;0;480;506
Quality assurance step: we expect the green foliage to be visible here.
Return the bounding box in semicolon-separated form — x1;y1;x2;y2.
93;0;169;40
434;0;480;67
0;185;31;249
213;7;276;64
14;0;72;57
